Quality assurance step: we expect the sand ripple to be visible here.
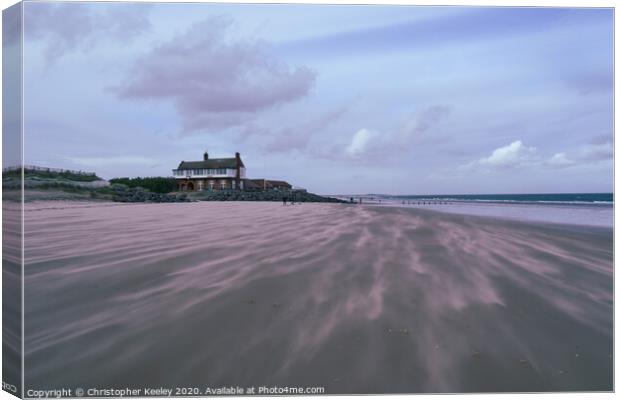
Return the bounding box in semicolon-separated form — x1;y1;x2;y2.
22;202;612;393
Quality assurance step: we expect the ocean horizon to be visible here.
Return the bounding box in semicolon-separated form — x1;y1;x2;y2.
336;192;613;205
331;193;613;228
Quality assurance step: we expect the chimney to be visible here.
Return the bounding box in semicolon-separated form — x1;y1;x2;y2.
235;152;241;189
203;151;209;161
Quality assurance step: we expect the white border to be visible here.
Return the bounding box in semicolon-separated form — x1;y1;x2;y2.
0;2;616;400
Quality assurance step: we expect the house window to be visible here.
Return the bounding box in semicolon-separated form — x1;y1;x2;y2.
208;181;214;190
232;180;236;189
220;180;226;189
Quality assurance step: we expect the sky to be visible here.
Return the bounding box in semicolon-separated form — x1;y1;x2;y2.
4;1;614;194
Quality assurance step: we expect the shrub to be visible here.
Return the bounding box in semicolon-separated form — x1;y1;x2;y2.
109;177;177;194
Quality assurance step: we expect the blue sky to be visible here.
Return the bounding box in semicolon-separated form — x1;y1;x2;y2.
8;2;614;194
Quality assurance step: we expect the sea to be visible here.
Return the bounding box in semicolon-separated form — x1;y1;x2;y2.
336;193;613;228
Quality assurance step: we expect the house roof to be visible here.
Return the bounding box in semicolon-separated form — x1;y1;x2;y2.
265;180;291;187
249;179;291;187
177;157;244;170
243;179;262;189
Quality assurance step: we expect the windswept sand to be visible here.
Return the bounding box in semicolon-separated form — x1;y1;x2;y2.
23;201;612;393
2;202;22;393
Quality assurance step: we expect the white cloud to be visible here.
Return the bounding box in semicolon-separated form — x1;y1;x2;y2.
345;128;376;157
547;152;574;167
477;140;537;168
462;139;613;173
544;141;612;168
337;105;450;162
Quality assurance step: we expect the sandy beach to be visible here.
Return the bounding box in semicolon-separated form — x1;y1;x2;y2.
22;201;612;393
2;202;22;394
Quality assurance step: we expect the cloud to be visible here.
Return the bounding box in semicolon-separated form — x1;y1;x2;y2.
175;103;445;162
339;105;451;161
462;140;613;172
264;108;346;153
345;128;377;157
270;105;453;164
545;141;613;168
576;141;613;162
279;7;586;60
567;71;613;96
398;105;451;143
547;152;573;167
479;140;537;167
24;3;152;62
112;16;316;134
460;140;538;171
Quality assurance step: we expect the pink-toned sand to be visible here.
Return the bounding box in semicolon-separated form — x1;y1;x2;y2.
2;201;23;391
21;201;612;393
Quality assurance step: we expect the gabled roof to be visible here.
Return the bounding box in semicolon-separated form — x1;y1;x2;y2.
177;158;244;170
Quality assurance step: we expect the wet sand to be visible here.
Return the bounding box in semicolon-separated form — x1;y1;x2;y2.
23;201;612;393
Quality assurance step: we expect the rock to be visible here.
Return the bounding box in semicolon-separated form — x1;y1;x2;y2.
186;188;347;203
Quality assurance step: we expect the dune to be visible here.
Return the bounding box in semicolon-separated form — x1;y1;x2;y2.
21;201;612;393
